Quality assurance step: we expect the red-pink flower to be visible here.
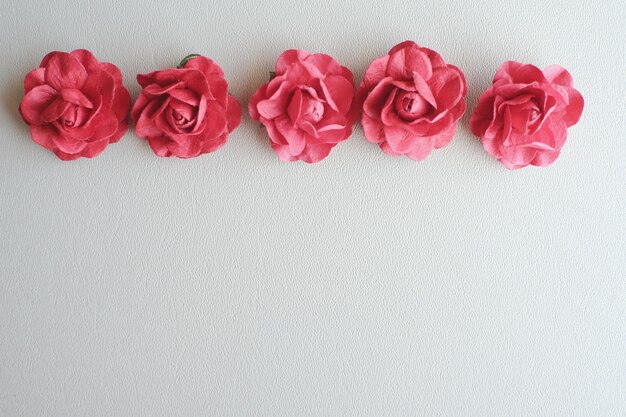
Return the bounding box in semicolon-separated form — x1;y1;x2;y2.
249;50;359;163
470;61;584;170
131;55;241;158
19;49;131;160
357;41;467;161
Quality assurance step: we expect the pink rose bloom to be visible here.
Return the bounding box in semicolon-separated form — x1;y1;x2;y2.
470;61;584;170
19;49;131;160
357;41;467;161
249;50;359;163
131;55;242;158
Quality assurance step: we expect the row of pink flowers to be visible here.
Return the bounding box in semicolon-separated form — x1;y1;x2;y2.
19;42;583;169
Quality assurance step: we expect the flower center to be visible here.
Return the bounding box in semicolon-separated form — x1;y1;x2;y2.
168;101;198;133
394;91;429;120
528;107;541;122
173;110;186;123
61;106;79;128
300;93;324;124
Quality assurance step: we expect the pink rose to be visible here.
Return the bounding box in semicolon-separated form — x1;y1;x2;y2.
357;41;467;161
470;61;584;170
249;50;359;163
19;49;131;160
131;55;242;158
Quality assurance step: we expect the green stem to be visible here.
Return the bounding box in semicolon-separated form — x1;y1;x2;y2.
178;54;201;68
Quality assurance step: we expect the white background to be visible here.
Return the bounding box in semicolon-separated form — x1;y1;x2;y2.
1;0;625;416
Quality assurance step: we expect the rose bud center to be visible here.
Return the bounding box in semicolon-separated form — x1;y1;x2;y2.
395;91;430;120
60;105;84;129
172;110;187;123
168;101;198;132
300;93;324;124
506;98;544;134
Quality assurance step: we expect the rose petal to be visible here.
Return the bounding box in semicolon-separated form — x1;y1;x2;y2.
362;55;390;89
283;62;313;85
531;150;561;167
135;98;167;138
130;93;151;122
421;48;446;71
109;117;128;144
167;88;200;106
147;135;173;157
183;56;224;78
380;88;403;127
257;81;295;119
317;111;347;133
19;85;58;125
413;71;437;108
320;75;354;114
275;115;306;156
379;141;403;157
143;81;186;96
65;108;118;142
44;52;88;90
275;49;310;75
41;97;71;123
362;77;396;118
206;77;228;107
428;67;464;109
52;149;83;161
263;120;288;145
60;88;93;108
562;88;584;127
193;95;207;131
387;45;432;81
270;143;299;162
196;100;228;140
100;63;124;85
493;61;523;84
316;126;348;144
248;84;267;120
361;114;386;144
302;53;344;79
79;138;111;158
298;143;334;163
165;135;203;158
405;137;434;161
24;68;46;93
50;129;87;154
543;65;573;87
201;133;229;154
150;69;212;99
500;145;537;168
82;69;115;108
470;90;497;138
287;88;303;125
388;40;419;55
29;124;58;149
431;124;457;149
511;63;546;84
69;49;101;72
383;125;418;154
111;85;131;122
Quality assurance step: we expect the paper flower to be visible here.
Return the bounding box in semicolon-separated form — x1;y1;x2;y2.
357;41;467;161
248;50;359;163
470;61;584;170
131;55;242;158
19;49;131;160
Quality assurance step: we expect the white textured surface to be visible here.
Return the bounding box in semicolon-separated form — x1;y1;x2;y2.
1;0;625;416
